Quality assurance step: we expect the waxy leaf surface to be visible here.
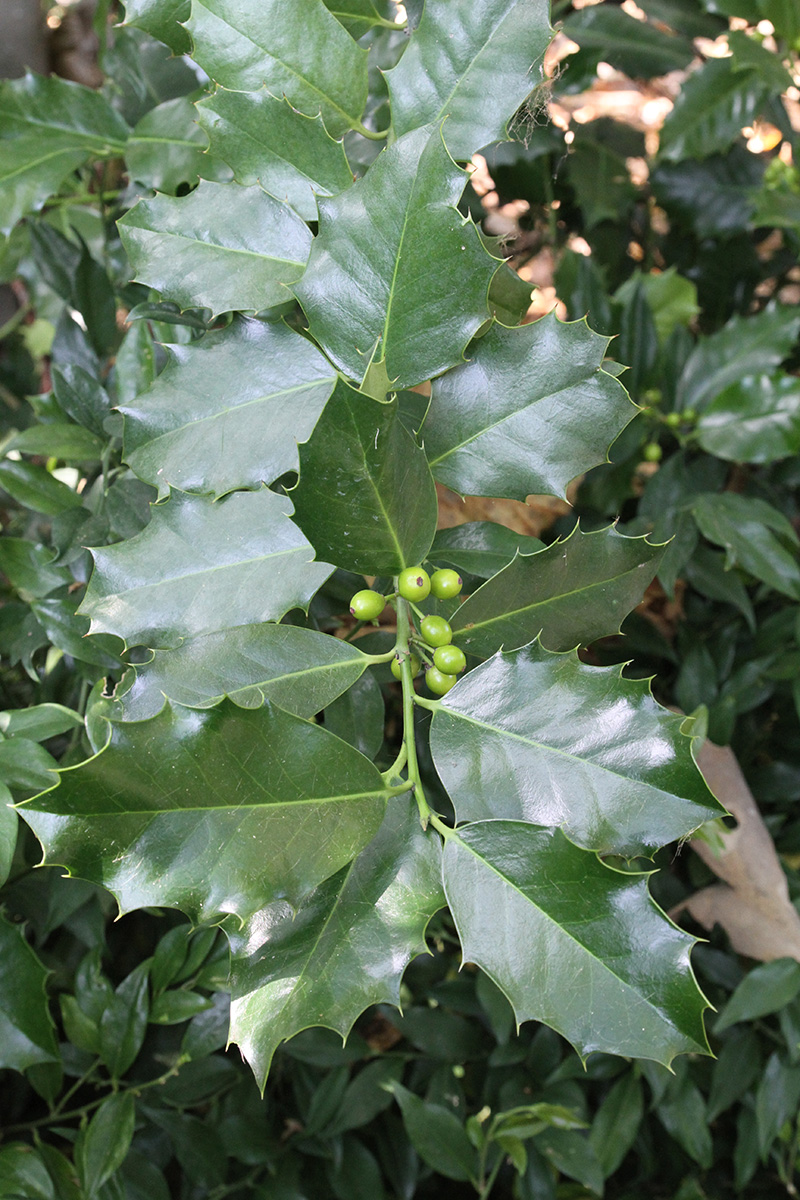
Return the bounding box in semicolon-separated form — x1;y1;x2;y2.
20;702;389;923
658;59;769;162
0;74;129;234
122;318;336;498
431;522;543;579
677;306;800;413
119;624;369;722
118;181;312;316
385;0;551;161
0;912;59;1071
444;822;709;1065
291;381;438;575
185;0;368;137
80;489;332;649
431;642;724;856
423;315;634;500
196;89;354;222
227;796;444;1086
293;124;496;389
123;0;191;53
451;526;663;656
692;493;800;599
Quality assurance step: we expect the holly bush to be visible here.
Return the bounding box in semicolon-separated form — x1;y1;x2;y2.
2;0;800;1196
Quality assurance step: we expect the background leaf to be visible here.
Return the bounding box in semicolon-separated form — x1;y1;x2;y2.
692;493;800;599
423;314;634;500
121;318;336;498
431;642;724;856
20;701;391;922
0;911;59;1071
80;489;333;649
696;374;800;463
118;181;312;316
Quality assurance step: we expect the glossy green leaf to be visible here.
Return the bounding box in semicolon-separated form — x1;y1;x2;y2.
589;1072;644;1178
6;424;103;462
652;149;760;238
384;0;551;161
562;5;694;77
696;373;800;463
0;74;129;235
535;1128;604;1195
0;911;59;1071
79;489;333;649
195;89;354;222
185;0;369;137
487;260;533;327
715;959;800;1032
324;672;385;760
566;139;636;230
20;701;391;923
100;962;150;1078
323;0;398;35
423;314;634;501
430;522;543;579
122;318;336;499
443;821;709;1065
52;364;111;438
227;795;443;1086
658;59;769;162
118;181;312;316
0;738;59;794
291;381;438;575
0;539;71;599
123;0;191;53
0;704;82;742
431;642;724;856
118;624;369;721
79;1092;136;1196
294;124;495;389
614;267;699;343
0;460;83;516
692;493;800;600
677;306;800;413
450;525;663;656
0;788;16;888
387;1082;476;1181
0;1145;58;1200
126;98;221;195
755;1052;800;1158
30;594;124;670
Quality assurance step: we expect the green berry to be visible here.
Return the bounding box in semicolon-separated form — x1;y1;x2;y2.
433;645;466;674
426;666;457;696
349;589;385;620
664;412;682;429
391;653;420;680
643;442;662;463
682;407;698;424
398;567;431;601
420;615;452;647
430;568;462;599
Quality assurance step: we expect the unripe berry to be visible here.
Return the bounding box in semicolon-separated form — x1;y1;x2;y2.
430;568;462;599
433;645;466;674
643;442;662;463
349;589;385;620
426;666;457;696
391;653;420;680
398;567;431;601
420;615;452;647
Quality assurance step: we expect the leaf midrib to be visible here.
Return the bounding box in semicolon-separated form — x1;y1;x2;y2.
129;222;307;267
52;787;390;816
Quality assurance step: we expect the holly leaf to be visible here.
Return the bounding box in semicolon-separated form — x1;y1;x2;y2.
323;0;398;35
293;124;496;389
121;318;337;499
123;0;191;53
430;642;724;856
562;4;695;78
79;489;333;649
126;98;224;196
692;493;800;600
226;795;444;1087
118;181;312;316
384;0;551;161
443;821;709;1065
195;89;354;222
291;381;438;575
117;624;370;722
19;701;391;923
0;911;59;1071
185;0;369;138
423;314;634;501
0;74;129;235
696;373;800;464
450;525;664;656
